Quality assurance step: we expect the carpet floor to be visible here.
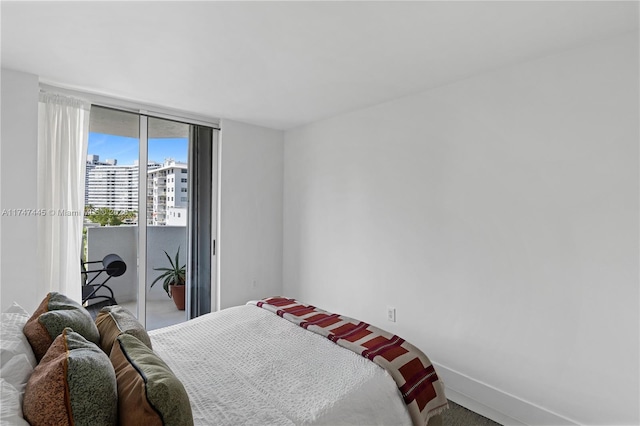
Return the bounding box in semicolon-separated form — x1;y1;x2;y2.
442;400;502;426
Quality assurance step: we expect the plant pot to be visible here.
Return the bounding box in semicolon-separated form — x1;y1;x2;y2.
169;284;186;310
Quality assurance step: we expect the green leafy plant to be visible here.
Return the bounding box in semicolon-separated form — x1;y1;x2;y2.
85;206;135;226
151;247;186;298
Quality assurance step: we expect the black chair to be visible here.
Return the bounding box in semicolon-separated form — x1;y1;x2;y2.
81;254;126;306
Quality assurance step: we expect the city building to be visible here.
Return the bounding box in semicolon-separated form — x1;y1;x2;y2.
86;155;140;212
86;155;167;222
147;159;188;226
85;155;119;203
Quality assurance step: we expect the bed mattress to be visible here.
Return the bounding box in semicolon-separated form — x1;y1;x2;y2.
149;304;412;425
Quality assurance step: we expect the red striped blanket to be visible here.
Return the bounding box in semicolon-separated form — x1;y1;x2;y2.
248;297;448;426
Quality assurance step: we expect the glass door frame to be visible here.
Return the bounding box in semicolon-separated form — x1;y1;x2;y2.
138;114;219;327
137;115;149;325
52;81;222;328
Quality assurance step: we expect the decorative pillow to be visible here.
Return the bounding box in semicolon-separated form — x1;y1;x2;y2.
22;328;117;426
110;334;193;426
95;305;152;355
23;292;100;361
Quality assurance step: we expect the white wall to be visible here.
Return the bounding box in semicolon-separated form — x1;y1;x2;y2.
218;119;284;309
0;69;40;313
283;33;639;426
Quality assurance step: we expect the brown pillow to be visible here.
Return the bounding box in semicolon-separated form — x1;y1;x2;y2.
95;305;152;355
22;328;117;426
23;292;100;361
110;334;193;426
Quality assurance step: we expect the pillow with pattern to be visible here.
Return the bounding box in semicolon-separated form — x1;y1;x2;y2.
111;333;193;426
23;292;99;361
95;305;152;355
22;328;117;426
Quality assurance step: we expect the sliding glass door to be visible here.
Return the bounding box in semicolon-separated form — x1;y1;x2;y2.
84;107;140;318
144;117;190;328
84;106;217;329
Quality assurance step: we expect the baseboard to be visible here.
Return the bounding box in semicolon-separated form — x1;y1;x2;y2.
432;362;579;426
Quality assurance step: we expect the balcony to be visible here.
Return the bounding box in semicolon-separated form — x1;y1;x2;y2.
86;225;187;329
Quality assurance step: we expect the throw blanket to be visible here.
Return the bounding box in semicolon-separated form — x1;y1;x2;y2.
248;297;448;426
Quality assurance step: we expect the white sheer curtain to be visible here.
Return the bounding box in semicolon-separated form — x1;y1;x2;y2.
37;92;91;302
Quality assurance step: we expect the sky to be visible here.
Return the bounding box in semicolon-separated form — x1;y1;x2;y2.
88;133;188;165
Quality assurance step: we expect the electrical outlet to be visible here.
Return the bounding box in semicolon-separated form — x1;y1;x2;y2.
252;280;257;288
387;307;396;322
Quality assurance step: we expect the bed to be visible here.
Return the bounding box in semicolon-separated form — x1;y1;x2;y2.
1;294;448;426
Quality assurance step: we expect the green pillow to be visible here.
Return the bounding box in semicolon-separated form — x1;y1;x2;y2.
110;333;193;426
23;292;100;361
23;328;117;426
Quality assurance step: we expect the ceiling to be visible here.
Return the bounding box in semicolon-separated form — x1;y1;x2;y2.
1;1;637;130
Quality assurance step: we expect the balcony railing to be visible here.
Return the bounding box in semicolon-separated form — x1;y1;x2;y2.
86;225;187;304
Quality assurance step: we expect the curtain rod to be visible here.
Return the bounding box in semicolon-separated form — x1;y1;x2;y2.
39;82;221;130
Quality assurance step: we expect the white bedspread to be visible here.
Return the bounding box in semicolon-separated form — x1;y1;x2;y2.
149;305;412;426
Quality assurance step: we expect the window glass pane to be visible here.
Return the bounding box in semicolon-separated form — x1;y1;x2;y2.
84;106;139;318
146;117;189;329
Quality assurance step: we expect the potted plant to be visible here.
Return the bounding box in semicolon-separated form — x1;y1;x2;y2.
151;247;186;310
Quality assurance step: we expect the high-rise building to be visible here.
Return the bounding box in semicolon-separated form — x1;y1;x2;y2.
147;159;188;226
86;155;141;212
86;156;186;226
85;155;118;202
86;155;162;215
